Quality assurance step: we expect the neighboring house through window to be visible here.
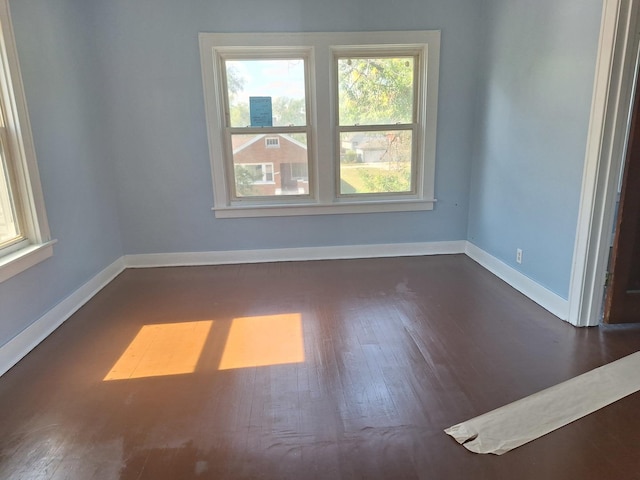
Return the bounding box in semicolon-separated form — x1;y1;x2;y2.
232;134;308;196
200;31;440;217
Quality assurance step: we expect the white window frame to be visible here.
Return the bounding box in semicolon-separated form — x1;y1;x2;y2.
0;0;53;283
334;49;422;198
199;31;440;218
215;47;314;205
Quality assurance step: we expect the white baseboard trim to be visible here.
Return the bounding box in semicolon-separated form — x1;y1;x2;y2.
0;239;575;378
124;241;468;268
465;242;570;321
0;257;126;377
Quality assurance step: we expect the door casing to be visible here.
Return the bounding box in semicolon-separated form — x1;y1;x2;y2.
568;0;640;327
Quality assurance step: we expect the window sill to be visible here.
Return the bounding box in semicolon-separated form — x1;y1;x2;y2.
0;240;56;283
212;199;436;218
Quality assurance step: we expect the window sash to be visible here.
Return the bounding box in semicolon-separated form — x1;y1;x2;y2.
217;51;314;203
333;48;422;199
219;52;312;129
0;124;25;251
335;53;420;127
336;124;418;197
225;127;313;201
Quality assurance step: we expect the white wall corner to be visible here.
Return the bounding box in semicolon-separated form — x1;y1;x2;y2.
465;242;571;322
0;257;126;377
123;241;468;268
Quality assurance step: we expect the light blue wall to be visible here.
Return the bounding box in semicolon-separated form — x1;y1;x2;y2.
0;0;123;346
0;0;609;350
94;0;480;254
467;0;603;298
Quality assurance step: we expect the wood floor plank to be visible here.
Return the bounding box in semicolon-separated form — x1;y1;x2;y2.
2;255;640;479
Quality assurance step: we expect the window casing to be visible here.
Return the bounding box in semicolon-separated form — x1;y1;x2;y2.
0;0;53;283
200;31;440;218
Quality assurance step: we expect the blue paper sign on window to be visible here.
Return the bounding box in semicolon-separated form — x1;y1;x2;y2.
249;97;273;127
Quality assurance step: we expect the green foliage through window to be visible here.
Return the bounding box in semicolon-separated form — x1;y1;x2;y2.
338;57;414;126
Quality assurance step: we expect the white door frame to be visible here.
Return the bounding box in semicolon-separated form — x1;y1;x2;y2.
568;0;640;327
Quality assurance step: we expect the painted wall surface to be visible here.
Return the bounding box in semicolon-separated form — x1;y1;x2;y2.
94;0;480;254
0;0;610;350
0;0;123;346
467;0;603;298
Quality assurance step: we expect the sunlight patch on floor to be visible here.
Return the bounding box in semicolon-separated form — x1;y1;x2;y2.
104;321;213;381
218;313;304;370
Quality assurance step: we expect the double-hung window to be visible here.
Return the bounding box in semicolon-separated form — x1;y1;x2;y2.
200;31;440;218
0;0;52;282
219;51;312;200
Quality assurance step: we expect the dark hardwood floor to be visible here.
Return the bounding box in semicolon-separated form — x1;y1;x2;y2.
1;255;640;479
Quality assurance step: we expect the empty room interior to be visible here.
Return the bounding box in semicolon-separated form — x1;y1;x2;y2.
2;0;640;478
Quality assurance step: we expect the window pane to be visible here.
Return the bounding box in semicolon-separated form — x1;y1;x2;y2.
225;59;307;127
0;149;20;246
338;57;414;126
231;133;309;197
340;130;412;194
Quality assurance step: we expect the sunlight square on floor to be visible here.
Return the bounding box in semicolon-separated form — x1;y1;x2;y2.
103;321;213;381
218;313;305;370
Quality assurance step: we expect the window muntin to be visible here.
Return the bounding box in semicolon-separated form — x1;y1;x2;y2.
199;31;440;217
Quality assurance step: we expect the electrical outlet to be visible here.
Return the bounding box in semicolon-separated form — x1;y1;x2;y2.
516;248;523;264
